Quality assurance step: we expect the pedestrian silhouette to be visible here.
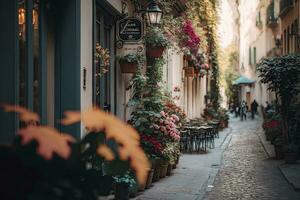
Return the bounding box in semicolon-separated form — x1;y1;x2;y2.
251;100;258;119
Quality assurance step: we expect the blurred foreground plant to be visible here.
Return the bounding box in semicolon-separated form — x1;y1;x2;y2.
0;104;149;200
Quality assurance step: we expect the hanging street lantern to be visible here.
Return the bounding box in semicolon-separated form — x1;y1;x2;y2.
146;1;163;26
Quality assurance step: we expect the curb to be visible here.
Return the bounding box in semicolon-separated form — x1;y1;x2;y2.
255;127;275;158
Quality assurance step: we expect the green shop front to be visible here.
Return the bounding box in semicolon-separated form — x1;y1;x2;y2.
0;0;121;144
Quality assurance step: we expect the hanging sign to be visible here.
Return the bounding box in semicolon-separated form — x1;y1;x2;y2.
117;18;143;42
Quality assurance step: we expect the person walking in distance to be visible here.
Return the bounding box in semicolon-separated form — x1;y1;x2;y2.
240;101;247;121
251;100;258;119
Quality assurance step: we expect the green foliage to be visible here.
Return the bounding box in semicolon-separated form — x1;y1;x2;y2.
117;53;145;65
283;143;298;153
113;171;136;187
144;27;170;48
224;51;239;101
257;54;300;106
0;130;135;200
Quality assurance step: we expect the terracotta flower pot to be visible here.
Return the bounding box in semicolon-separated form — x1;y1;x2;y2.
184;67;194;77
146;46;165;58
166;164;173;176
145;169;154;189
119;60;138;73
185;55;192;61
160;162;168;178
152;160;162;182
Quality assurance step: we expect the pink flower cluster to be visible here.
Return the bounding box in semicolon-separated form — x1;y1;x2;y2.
201;63;210;70
174;86;181;92
182;20;201;51
154;111;180;141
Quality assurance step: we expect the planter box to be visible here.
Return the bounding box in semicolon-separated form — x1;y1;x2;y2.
194;69;200;77
184;55;192;61
146;46;165;58
119;60;138;73
184;67;194;77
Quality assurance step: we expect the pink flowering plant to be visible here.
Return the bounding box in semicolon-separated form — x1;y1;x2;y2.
180;20;201;54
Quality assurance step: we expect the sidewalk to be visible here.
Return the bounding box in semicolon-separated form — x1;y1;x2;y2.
133;123;233;200
256;119;300;192
279;164;300;191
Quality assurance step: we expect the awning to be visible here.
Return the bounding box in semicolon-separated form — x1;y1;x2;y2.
233;75;255;85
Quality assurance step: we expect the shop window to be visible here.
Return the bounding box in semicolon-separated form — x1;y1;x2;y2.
18;0;40;117
94;6;114;112
253;47;257;64
249;46;252;65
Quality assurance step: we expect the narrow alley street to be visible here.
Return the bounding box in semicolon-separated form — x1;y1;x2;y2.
135;116;300;200
1;1;300;199
204;117;300;200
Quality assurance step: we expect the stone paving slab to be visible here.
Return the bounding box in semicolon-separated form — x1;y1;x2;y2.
256;126;276;158
204;118;300;200
279;164;300;191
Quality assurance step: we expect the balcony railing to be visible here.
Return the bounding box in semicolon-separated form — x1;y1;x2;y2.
280;0;294;16
267;0;278;27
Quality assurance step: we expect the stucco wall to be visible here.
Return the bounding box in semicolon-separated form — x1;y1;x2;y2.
80;0;93;137
239;0;277;108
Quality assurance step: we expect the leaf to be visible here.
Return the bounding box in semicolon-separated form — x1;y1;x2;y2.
61;107;150;184
97;145;115;161
18;126;76;160
60;111;81;125
2;104;39;123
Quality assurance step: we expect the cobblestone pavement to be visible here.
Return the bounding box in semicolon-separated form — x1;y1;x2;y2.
204;117;300;200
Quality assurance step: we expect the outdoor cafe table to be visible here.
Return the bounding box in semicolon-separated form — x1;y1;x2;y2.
180;125;214;153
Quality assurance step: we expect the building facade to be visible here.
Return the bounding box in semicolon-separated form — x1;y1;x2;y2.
279;0;300;54
0;0;210;144
238;0;280;109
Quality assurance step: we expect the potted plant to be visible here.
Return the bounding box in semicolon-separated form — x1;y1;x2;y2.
152;158;162;182
145;164;155;189
184;64;195;77
118;53;145;73
144;27;169;58
160;159;169;178
114;172;136;200
283;143;298;164
0;105;150;200
273;136;284;159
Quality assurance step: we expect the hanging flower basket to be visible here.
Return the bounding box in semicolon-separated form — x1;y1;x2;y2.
119;60;138;74
194;69;200;77
184;67;194;77
184;54;192;61
146;46;165;58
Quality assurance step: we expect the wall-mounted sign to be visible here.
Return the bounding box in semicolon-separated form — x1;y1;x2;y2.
117;18;143;42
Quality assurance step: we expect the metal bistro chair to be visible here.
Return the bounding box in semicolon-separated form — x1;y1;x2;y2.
208;120;220;138
180;129;189;153
190;127;202;153
201;125;215;149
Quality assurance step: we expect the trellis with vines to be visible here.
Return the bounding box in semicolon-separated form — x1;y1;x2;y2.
129;0;221;110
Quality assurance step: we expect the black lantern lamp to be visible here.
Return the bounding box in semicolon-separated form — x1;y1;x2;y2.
146;1;163;26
